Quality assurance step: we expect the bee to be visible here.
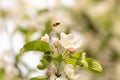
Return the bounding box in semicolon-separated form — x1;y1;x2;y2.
52;22;60;27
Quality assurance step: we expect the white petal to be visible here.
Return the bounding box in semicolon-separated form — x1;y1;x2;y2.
41;34;49;43
60;40;72;49
52;37;59;42
44;34;49;39
60;32;67;39
73;74;81;80
60;32;83;49
72;40;82;49
60;33;74;49
67;34;74;41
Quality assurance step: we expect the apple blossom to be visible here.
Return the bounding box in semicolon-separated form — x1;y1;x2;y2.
60;32;82;49
64;64;81;80
41;34;49;43
64;64;74;79
21;31;102;80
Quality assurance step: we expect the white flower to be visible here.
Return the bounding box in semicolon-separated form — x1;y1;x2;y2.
64;64;81;80
52;37;60;47
60;32;82;49
64;64;74;79
41;34;49;43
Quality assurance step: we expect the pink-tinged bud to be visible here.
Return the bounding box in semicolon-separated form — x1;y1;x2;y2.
46;69;51;77
41;34;49;43
69;47;76;53
52;37;60;47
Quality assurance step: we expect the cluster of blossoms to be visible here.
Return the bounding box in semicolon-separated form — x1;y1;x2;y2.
41;32;83;80
22;31;102;80
41;32;83;53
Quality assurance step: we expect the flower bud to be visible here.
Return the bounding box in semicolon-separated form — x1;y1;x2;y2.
52;37;60;47
46;69;51;77
69;47;76;53
41;34;49;43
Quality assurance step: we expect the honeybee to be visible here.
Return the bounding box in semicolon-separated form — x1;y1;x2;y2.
52;22;60;27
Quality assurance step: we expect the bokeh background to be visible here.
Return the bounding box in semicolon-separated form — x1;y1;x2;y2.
0;0;120;80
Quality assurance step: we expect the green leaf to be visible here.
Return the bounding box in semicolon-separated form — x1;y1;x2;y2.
44;51;52;54
21;40;51;53
72;52;82;59
43;54;52;62
37;59;49;70
86;58;103;74
65;58;76;65
51;54;62;63
64;58;77;68
75;60;82;66
80;53;88;68
71;52;88;68
30;76;49;80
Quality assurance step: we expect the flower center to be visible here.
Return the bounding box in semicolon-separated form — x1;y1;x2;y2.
66;40;73;46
